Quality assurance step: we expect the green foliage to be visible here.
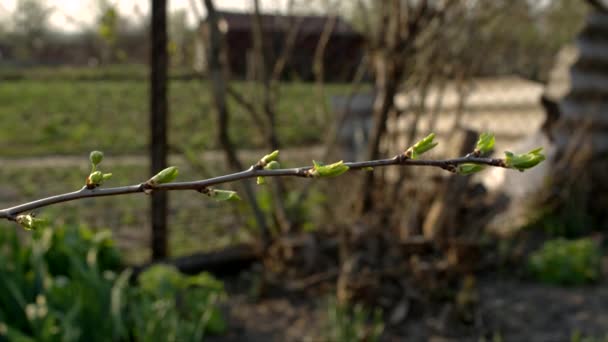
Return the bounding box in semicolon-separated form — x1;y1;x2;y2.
248;187;326;235
310;160;349;178
131;265;227;341
456;163;485;175
148;166;179;185
405;133;438;159
528;238;601;286
205;189;241;202
504;147;545;171
98;6;118;45
257;153;281;185
0;225;225;341
528;202;596;238
323;297;384;342
86;150;111;187
89;151;104;167
86;170;112;188
42;226;122;277
260;150;279;165
571;331;608;342
15;214;47;231
475;133;495;155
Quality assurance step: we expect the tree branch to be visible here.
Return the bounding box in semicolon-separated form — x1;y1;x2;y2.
0;153;508;222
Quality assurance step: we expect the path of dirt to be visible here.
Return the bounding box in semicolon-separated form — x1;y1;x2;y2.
208;276;608;342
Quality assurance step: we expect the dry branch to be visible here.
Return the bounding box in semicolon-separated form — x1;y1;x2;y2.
0;153;509;222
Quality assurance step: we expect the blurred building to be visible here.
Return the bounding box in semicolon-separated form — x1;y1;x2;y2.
0;42;14;65
195;11;364;81
333;76;546;161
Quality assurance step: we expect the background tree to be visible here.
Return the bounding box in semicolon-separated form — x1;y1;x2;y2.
544;0;608;232
96;1;120;64
355;0;463;214
168;9;193;68
11;0;53;61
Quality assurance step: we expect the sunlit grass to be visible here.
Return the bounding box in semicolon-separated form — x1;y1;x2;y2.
0;76;355;157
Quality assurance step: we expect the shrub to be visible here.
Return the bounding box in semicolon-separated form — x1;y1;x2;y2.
323;297;384;342
131;264;227;341
0;225;226;341
528;238;601;285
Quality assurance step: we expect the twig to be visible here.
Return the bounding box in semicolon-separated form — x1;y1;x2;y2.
0;154;506;221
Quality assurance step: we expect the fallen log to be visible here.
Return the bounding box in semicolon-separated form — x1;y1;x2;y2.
131;243;261;278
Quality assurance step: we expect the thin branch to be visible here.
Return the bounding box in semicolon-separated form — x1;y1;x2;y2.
0;154;507;221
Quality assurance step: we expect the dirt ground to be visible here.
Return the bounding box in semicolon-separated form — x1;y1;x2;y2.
208;275;608;342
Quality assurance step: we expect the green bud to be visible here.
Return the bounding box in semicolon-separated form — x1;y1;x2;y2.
362;167;374;172
89;171;103;184
405;133;438;159
261;150;279;165
504;147;545;171
456;163;485;175
86;170;112;188
90;151;104;166
264;161;281;170
207;189;241;202
16;214;46;231
148;166;179;185
475;133;495;155
310;160;349;178
257;176;266;185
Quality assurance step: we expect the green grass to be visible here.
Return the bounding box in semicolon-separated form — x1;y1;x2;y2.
0;67;354;261
0;148;324;263
0;77;354;157
0;64;193;81
0;161;255;263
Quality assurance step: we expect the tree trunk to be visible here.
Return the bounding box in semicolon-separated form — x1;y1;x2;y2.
150;0;169;260
548;4;608;225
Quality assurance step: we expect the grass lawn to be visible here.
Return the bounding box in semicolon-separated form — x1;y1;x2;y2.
0;76;355;157
0;149;330;263
0;161;255;263
0;67;354;261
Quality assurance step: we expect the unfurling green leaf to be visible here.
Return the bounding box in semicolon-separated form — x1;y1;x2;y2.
86;171;112;188
148;166;179;185
16;214;47;231
475;133;495;155
261;150;279;165
257;161;281;185
456;163;485;175
405;133;438;159
504;147;545;171
310;160;349;178
207;189;241;202
89;171;104;184
264;161;281;170
90;150;104;166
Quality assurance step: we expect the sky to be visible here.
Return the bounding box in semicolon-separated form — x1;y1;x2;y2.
0;0;292;31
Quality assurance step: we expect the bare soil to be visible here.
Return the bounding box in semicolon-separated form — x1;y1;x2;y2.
209;275;608;342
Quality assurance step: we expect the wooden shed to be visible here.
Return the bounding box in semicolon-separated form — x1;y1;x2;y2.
196;11;364;81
